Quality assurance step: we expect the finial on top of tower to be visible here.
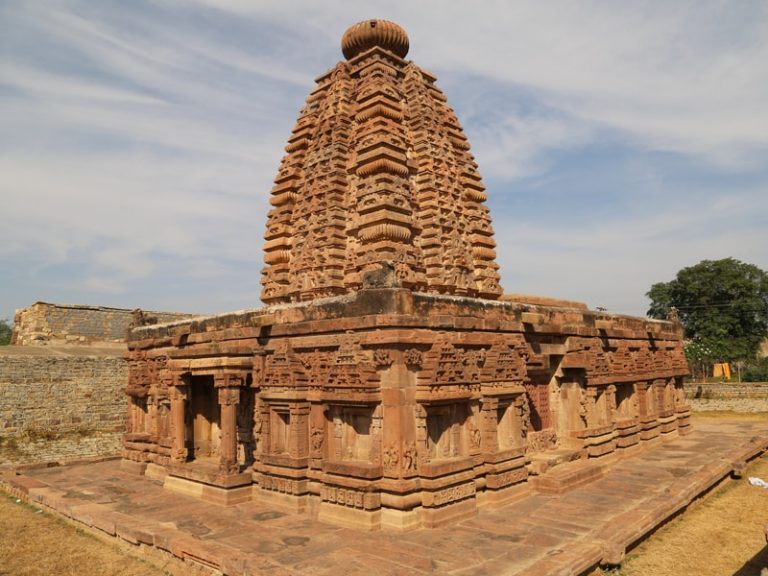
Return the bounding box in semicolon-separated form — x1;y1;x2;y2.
341;19;409;60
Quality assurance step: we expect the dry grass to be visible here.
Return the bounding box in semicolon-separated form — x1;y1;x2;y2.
0;494;169;576
593;454;768;576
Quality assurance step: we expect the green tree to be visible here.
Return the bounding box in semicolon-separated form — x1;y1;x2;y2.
646;258;768;362
0;319;12;346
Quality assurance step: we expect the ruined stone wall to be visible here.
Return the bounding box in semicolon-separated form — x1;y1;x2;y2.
12;302;195;346
0;353;127;466
685;382;768;413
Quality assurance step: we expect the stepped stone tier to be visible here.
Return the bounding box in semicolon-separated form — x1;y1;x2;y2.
260;18;501;303
123;20;691;530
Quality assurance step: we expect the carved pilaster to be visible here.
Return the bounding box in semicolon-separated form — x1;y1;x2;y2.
169;385;189;463
606;384;617;425
218;386;241;475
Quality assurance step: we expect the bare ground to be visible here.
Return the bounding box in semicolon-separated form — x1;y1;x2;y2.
593;412;768;576
0;494;169;576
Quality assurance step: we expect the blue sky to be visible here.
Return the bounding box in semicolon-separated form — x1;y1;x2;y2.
1;0;767;322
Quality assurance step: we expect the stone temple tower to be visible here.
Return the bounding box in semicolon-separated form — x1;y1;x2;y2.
124;19;690;532
261;19;502;303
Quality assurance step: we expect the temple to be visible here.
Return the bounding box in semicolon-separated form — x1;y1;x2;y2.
122;19;691;530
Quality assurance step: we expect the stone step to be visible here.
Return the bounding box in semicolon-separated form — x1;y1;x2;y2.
526;447;585;476
529;458;607;495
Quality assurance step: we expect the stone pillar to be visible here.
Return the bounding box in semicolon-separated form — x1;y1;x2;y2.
170;385;189;463
217;384;241;475
147;386;158;438
606;384;617;426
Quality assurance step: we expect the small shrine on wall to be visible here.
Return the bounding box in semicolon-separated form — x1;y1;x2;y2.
123;19;691;530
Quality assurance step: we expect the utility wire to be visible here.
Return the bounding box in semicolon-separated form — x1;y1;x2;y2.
662;303;767;311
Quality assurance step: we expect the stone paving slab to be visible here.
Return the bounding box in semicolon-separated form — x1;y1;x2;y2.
2;419;766;576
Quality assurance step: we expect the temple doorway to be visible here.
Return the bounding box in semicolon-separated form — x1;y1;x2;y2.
186;375;221;460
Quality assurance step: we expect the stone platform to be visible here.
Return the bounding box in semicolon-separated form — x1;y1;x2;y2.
3;418;766;576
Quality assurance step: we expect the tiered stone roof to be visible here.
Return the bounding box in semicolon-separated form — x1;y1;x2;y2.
261;19;502;304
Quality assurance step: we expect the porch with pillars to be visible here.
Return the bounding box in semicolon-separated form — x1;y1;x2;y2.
164;369;254;505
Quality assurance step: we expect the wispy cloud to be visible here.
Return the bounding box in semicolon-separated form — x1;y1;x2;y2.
1;0;766;321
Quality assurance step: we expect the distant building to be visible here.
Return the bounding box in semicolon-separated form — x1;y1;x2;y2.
12;302;196;347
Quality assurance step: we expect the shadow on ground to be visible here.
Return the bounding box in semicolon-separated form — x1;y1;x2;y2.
733;543;768;576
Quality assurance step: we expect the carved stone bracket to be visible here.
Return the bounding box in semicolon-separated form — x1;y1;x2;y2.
218;386;241;406
215;373;246;389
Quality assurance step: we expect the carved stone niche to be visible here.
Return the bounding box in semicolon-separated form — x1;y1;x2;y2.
156;396;171;446
651;378;668;416
614;383;637;421
574;384;618;459
257;399;310;465
122;391;153;475
585;386;612;429
635;381;661;442
613;383;640;450
495;396;526;451
315;403;384;531
270;405;292;455
126;395;149;439
663;378;676;412
672;376;687;408
657;378;679;435
326;404;380;461
479;381;526;449
673;376;693;435
321;403;383;480
415;399;479;529
253;398;311;508
636;381;655;418
425;402;470;462
414;400;480;483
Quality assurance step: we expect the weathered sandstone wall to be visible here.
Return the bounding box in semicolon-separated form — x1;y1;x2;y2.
12;302;195;346
0;349;127;466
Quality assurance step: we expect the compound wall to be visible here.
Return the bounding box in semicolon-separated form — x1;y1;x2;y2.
0;349;127;466
12;302;195;346
685;382;768;413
